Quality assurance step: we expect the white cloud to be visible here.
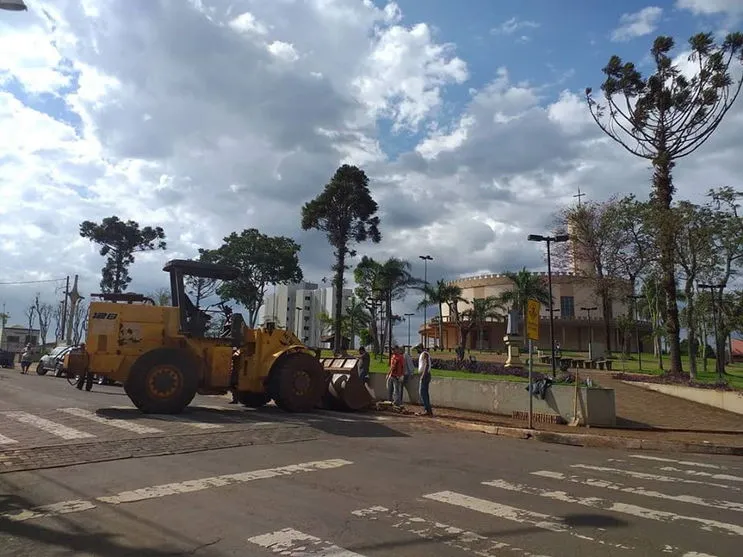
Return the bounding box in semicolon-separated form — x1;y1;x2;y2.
491;17;540;36
0;0;741;341
676;0;743;17
611;7;663;42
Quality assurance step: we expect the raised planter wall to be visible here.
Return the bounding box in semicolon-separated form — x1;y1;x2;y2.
627;382;743;416
368;374;616;427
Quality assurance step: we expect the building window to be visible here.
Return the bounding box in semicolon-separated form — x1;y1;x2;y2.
304;316;310;321
7;335;19;343
304;306;310;311
560;296;575;318
303;325;310;331
304;296;311;301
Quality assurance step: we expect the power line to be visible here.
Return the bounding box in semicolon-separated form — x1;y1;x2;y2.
0;277;68;286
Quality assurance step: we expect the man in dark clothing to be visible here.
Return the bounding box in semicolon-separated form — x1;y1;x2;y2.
416;346;433;416
357;346;370;385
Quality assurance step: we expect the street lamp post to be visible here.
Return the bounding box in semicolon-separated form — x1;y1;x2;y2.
528;234;569;378
404;313;414;347
419;255;433;348
0;1;28;10
580;306;598;359
698;283;725;378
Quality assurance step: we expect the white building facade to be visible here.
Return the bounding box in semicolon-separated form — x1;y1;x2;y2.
263;282;353;347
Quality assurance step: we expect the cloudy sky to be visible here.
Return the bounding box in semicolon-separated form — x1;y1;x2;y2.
1;0;742;341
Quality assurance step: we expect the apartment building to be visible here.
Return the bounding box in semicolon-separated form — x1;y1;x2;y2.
263;282;353;347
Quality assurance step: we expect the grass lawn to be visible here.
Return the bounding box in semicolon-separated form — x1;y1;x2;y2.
320;348;743;390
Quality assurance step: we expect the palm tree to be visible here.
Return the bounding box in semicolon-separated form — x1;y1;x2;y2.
344;297;370;349
499;268;550;336
460;296;506;350
416;280;465;348
377;258;420;354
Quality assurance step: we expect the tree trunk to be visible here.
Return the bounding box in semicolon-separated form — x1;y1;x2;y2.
653;153;683;373
332;252;345;353
685;280;697;380
368;307;379;354
700;322;708;373
716;331;727;380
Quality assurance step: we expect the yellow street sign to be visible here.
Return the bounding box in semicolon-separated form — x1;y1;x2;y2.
526;299;540;340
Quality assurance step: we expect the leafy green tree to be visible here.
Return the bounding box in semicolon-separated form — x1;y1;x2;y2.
415;279;456;350
499;268;550;336
345;296;371;349
185;249;220;309
301;164;381;352
586;32;743;373
211;229;303;327
80;216;166;293
353;256;385;353
674;201;716;379
460;296;506;350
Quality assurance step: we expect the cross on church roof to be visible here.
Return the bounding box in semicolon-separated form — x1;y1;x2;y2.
573;187;586;207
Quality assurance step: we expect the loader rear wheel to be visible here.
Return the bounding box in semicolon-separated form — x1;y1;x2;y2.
237;391;271;408
270;352;326;413
126;348;198;414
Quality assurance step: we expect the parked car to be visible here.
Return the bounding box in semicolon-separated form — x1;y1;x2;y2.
0;349;14;368
36;345;75;377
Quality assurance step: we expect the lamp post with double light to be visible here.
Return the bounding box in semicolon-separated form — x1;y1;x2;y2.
419;255;433;348
404;313;414;347
527;233;569;378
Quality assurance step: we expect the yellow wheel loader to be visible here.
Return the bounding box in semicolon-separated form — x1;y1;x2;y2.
65;259;372;414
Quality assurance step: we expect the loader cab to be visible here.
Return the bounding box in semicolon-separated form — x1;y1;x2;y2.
162;259;240;338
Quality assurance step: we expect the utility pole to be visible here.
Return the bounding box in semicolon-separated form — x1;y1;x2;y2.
419;255;433;348
65;275;81;345
60;275;70;343
580;305;597;359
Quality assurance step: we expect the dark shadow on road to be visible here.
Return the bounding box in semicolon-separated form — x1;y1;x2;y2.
562;513;629;529
94;405;409;438
615;417;652;429
349;525;545;552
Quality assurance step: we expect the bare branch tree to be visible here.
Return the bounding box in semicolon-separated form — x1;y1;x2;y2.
52;302;65;342
24;304;36;346
586;32;743;373
34;294;53;347
72;302;89;345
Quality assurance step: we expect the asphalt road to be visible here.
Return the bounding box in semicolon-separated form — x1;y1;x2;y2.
1;367;743;556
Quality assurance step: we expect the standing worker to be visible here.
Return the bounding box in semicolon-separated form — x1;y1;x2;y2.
357;346;370;385
388;346;405;406
416;345;433;416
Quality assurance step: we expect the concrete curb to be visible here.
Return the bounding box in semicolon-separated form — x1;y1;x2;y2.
441;419;743;456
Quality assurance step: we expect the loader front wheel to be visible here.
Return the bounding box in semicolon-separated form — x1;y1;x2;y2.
126;348;198;414
237;391;271;408
270;352;326;413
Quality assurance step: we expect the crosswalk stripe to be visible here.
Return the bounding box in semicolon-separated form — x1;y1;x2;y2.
0;433;18;445
58;408;163;434
532;470;743;513
248;528;364;556
571;464;743;493
5;458;353;522
107;407;224;430
352;505;552;557
423;491;634;550
628;455;727;470
483;478;743;537
2;411;95;440
97;459;353;505
658;466;743;484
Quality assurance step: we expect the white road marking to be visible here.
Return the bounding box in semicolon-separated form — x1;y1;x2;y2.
2;411;95;440
629;455;727;470
248;528;364;556
570;464;743;493
7;458;353;522
659;466;743;484
58;408;163;434
1;500;96;522
97;458;353;504
352;505;551;557
423;491;633;550
532;470;743;513
0;433;18;445
483;478;743;537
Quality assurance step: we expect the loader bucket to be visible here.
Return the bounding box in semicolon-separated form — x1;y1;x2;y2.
320;357;373;411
